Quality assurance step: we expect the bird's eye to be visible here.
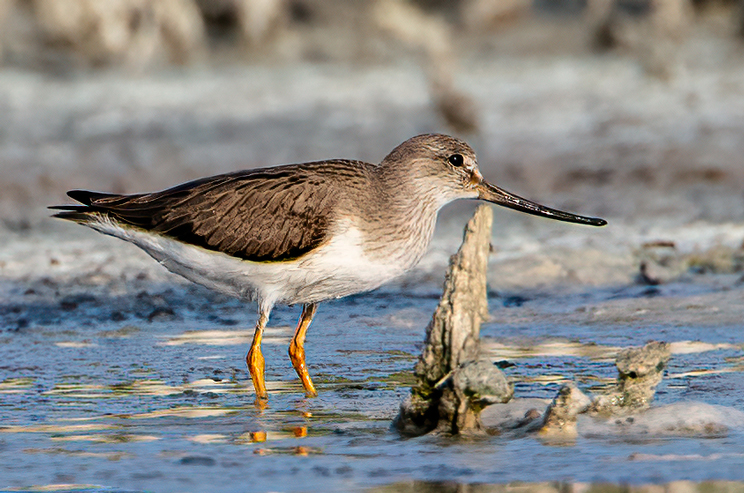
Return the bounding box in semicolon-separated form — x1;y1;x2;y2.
448;154;464;167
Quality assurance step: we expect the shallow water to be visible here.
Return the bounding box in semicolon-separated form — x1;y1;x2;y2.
2;25;744;491
1;223;744;492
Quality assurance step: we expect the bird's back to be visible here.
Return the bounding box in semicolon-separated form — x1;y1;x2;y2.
53;160;378;264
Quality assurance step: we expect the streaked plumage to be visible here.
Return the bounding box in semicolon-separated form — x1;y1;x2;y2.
52;133;606;402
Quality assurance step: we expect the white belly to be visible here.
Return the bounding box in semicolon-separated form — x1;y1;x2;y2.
89;217;412;311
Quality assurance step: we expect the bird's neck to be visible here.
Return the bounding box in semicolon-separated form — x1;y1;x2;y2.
355;168;444;267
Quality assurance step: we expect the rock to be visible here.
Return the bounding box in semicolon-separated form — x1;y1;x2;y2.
451;359;513;408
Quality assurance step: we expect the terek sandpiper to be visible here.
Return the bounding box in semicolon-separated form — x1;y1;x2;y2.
51;134;606;402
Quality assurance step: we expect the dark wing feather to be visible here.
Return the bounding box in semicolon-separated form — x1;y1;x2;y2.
53;162;360;262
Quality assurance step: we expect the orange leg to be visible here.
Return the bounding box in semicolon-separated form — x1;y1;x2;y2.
289;303;318;397
246;311;269;403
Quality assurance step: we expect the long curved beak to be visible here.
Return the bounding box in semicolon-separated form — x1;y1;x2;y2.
477;180;607;227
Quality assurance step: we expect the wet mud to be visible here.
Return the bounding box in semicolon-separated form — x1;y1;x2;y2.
2;28;744;491
2;218;744;492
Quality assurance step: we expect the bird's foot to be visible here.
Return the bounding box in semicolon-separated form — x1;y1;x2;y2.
289;342;317;398
253;397;269;411
247;347;268;401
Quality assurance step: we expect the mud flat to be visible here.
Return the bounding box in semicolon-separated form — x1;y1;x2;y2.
2;30;744;493
2;198;744;492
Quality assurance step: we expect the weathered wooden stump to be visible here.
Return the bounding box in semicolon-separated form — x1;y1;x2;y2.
395;204;513;436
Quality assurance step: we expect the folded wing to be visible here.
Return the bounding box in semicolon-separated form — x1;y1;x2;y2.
52;163;346;263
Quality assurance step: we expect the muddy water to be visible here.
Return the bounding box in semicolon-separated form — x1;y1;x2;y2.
2;217;744;493
1;31;744;490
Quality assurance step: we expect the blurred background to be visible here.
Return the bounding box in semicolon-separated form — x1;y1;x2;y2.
2;0;744;291
0;0;743;231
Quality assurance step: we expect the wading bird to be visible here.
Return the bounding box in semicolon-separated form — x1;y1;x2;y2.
52;134;606;402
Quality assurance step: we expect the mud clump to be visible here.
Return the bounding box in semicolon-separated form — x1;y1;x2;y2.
483;340;672;438
395;205;513;437
539;383;592;437
590;340;671;415
486;383;592;439
636;241;744;285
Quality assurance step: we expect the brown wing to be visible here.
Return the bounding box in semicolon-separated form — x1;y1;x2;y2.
57;161;364;262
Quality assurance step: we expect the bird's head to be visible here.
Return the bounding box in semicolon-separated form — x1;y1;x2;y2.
381;134;607;227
